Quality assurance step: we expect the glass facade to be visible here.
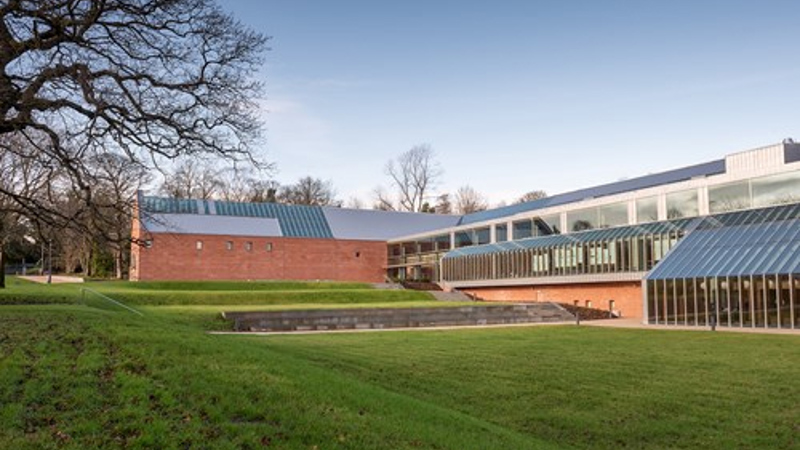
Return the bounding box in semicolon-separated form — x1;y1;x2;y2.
752;171;800;207
389;166;800;289
442;218;694;282
539;214;561;234
567;202;628;232
567;208;596;232
495;224;508;242
645;204;800;329
666;189;698;219
512;219;533;240
647;275;799;329
598;202;629;228
636;196;658;223
709;181;750;213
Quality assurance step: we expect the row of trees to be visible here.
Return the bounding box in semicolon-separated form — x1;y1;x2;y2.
373;144;547;214
157;146;547;213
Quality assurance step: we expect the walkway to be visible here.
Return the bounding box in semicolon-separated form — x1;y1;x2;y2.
18;275;85;284
584;318;800;335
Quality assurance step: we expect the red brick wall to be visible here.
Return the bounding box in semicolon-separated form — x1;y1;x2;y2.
463;282;644;318
130;232;387;283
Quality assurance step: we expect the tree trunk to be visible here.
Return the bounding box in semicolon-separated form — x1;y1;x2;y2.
115;248;123;280
0;245;5;288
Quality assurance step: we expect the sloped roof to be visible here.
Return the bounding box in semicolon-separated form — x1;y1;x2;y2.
143;214;283;237
322;207;460;240
138;195;460;240
646;203;800;279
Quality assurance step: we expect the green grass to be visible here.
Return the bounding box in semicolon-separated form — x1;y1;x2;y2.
0;277;434;306
1;279;799;449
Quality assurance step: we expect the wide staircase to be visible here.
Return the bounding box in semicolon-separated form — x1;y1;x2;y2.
222;302;575;332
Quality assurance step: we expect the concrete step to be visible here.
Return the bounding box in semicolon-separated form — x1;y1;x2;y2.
223;302;575;332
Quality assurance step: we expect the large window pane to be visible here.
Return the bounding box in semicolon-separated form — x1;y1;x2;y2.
475;227;491;245
512;220;532;240
709;181;751;213
597;202;629;228
454;231;473;248
568;208;596;232
752;171;800;207
434;234;451;251
539;214;561;234
666;189;698;219
495;224;508;242
636;196;659;223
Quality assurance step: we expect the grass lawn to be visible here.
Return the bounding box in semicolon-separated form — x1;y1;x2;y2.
0;277;434;306
1;279;799;449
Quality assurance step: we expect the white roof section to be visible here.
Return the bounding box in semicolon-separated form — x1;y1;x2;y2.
143;213;283;237
322;207;460;240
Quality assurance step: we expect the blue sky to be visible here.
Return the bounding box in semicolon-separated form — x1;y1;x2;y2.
220;0;800;206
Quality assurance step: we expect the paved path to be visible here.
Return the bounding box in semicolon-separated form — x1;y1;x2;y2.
18;275;85;284
584;318;800;335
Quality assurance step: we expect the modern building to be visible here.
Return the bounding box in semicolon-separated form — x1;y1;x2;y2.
132;140;800;329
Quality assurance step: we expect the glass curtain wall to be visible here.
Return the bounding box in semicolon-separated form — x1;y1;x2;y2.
443;228;685;282
646;274;799;329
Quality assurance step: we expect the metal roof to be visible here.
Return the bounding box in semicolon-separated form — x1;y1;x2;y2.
323;207;460;241
139;195;460;240
458;159;726;225
141;196;333;238
443;218;698;259
143;214;283;237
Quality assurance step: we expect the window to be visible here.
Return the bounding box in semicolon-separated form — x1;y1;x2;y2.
752;172;800;207
265;242;273;252
355;251;361;258
475;227;491;245
512;220;532;240
709;181;750;213
245;241;253;251
666;189;698;219
144;240;153;248
226;241;234;251
598;202;629;228
585;300;593;308
434;234;451;251
539;214;561;234
636;196;659;223
495;224;508;242
568;208;596;232
196;240;203;250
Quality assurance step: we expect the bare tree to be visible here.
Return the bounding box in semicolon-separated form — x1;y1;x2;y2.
454;185;488;214
217;167;278;203
435;193;452;214
160;159;224;200
516;190;548;204
0;0;269;231
89;154;151;278
346;196;365;210
278;177;340;206
0;139;54;286
372;186;396;211
384;144;442;212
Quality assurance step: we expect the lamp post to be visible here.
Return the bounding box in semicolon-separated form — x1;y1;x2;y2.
710;299;717;331
47;240;52;284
